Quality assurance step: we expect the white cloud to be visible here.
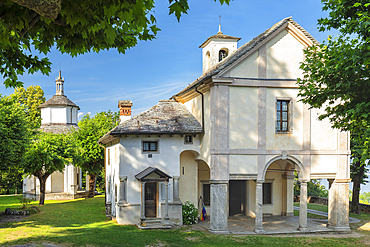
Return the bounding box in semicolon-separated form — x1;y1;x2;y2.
77;112;84;118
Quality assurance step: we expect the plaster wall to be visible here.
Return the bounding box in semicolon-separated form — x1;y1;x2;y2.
310;108;338;151
229;87;258;149
265;88;303;150
263;163;283;215
198;160;210;213
229;51;259;78
311;155;338;175
247;180;256;217
184;91;211;165
266;30;304;79
118;135;201;215
179;151;198;207
41;108;51;124
51;171;64;192
51;107;67;124
229;155;258;174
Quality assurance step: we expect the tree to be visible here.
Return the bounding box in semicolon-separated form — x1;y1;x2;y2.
0;0;231;88
0;94;30;173
297;0;370;213
23;132;79;205
350;129;368;214
12;85;45;129
74;111;119;198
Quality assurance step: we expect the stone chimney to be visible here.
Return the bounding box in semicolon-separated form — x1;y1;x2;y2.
118;100;132;123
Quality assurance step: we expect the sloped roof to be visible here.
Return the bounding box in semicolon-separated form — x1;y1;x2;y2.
39;95;80;110
98;100;203;144
199;32;241;48
135;167;172;181
172;17;318;99
39;123;78;134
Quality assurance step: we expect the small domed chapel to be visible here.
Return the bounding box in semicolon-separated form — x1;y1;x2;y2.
23;72;88;200
99;17;350;233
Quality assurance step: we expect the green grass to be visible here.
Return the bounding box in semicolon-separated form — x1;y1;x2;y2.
293;202;328;220
0;196;366;246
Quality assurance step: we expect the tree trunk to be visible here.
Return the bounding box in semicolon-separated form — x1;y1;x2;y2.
88;174;96;198
38;176;46;206
351;161;364;214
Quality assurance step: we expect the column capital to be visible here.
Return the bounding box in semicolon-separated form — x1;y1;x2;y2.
173;176;180;181
298;179;309;184
119;176;127;182
209;179;228;184
256;180;265;184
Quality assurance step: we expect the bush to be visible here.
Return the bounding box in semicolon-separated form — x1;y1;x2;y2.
182;201;198;225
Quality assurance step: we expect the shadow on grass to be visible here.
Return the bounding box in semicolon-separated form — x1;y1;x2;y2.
0;197;364;247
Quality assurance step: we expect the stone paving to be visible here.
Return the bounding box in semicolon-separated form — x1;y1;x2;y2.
196;215;336;234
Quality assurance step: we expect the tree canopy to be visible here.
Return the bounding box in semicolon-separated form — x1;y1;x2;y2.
0;0;231;88
0;94;30;173
74;111;119;197
24;131;80;205
12;85;45;129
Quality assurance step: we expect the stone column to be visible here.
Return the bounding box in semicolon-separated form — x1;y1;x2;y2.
140;182;146;224
64;165;68;193
164;180;170;225
299;181;308;231
69;165;77;194
328;179;351;231
172;176;181;203
327;179;335;227
285;174;295;216
79;168;83;190
209;180;229;234
35;178;40;200
255;180;264;233
86;174;90;191
118;176;127;204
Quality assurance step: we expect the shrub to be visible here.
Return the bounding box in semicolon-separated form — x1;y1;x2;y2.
182;201;198;225
19;197;33;209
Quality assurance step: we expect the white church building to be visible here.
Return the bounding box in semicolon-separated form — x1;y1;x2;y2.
23;72;88;200
99;17;351;233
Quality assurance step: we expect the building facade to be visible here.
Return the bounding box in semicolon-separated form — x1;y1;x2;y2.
99;17;351;233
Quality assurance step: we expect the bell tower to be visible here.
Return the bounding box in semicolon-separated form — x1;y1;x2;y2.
199;24;241;73
56;70;64;95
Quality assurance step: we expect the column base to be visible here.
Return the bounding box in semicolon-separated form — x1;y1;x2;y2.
254;227;265;234
334;226;351;232
209;229;230;234
298;227;308;232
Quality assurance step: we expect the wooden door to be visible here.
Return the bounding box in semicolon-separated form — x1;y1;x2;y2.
229;180;246;216
145;182;157;218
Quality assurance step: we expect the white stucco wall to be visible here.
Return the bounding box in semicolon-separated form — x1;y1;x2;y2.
229;51;258;78
266;30;304;79
229;86;258;149
117;135;201;217
202;39;238;73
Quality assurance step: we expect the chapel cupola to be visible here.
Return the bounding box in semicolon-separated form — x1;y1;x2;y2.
38;72;80;128
55;70;64;95
199;24;241;73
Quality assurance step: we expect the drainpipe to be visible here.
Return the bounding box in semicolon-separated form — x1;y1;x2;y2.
195;85;204;129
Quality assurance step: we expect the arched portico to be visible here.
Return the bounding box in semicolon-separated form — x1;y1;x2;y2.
255;154;310;233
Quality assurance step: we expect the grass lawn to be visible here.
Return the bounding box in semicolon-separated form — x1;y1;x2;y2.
293;202;328;220
0;196;368;246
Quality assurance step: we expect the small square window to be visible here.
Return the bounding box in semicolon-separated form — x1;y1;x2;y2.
184;135;193;144
143;141;158;152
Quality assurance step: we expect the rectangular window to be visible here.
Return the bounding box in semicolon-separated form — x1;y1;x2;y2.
143;141;158;152
263;182;272;205
184;135;193;144
203;184;210;206
276;100;289;132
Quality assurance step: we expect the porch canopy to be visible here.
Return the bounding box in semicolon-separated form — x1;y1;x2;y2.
135;167;172;182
